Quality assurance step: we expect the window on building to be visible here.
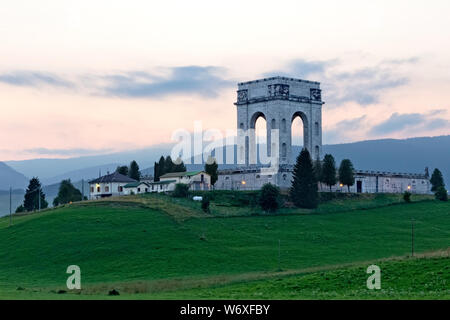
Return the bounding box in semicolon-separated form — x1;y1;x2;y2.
137;188;141;192
281;143;287;158
282;119;287;132
90;186;94;193
105;186;109;192
97;186;100;192
118;186;123;192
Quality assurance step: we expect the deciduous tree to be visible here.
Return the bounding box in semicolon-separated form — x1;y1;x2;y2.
339;159;355;192
322;154;337;192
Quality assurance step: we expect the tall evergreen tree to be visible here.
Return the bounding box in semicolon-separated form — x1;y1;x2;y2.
313;157;323;190
164;156;175;174
430;168;445;192
154;161;160;182
289;149;318;209
53;179;82;206
339;159;355;192
322;154;337;192
157;156;165;180
173;157;187;172
128;160;141;181
205;156;219;187
23;177;48;212
116;165;128;176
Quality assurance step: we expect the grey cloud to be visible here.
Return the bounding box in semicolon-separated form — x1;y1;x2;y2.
327;72;409;106
422;118;450;130
101;66;233;98
0;66;233;99
264;58;411;107
370;113;424;135
25;148;113;156
263;59;336;78
369;110;448;135
382;57;420;65
0;71;73;88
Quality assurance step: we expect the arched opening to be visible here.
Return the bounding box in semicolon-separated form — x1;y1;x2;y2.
249;112;267;164
291;112;307;148
254;115;267;145
281;119;287;132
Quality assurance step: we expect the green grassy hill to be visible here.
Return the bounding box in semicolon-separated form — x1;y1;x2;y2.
0;192;448;299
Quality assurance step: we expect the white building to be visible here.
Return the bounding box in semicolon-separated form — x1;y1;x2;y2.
149;171;211;192
147;179;177;193
123;181;150;195
89;172;137;199
216;166;431;194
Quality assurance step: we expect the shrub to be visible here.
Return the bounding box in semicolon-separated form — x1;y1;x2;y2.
259;183;281;212
15;205;25;213
201;195;210;213
403;191;412;203
172;183;190;198
435;186;448;201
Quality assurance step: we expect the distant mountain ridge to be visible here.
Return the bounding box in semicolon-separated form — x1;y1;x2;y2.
0;162;29;189
2;135;450;191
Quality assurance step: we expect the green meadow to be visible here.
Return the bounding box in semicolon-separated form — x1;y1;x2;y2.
0;192;448;299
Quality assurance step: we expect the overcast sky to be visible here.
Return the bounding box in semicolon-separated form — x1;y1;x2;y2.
1;0;449;160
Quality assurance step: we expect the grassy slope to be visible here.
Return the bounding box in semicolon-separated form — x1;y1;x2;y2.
0;193;448;299
137;254;450;300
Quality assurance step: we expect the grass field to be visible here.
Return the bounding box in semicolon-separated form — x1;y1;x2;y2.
0;192;448;299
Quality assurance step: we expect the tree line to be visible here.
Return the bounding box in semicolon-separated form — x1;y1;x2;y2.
260;148;447;212
153;156;187;181
289;149;355;209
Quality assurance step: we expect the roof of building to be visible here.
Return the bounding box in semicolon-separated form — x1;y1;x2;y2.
238;76;320;86
123;182;149;188
148;179;177;185
159;171;206;179
217;165;428;179
89;172;137;184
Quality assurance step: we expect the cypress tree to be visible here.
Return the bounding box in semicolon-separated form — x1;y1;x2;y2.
339;159;355;192
322;154;337;192
164;156;174;174
158;156;165;176
128;160;141;181
153;162;160;182
313;156;323;190
173;157;187;172
430;168;445;192
205;156;219;187
289;148;318;209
